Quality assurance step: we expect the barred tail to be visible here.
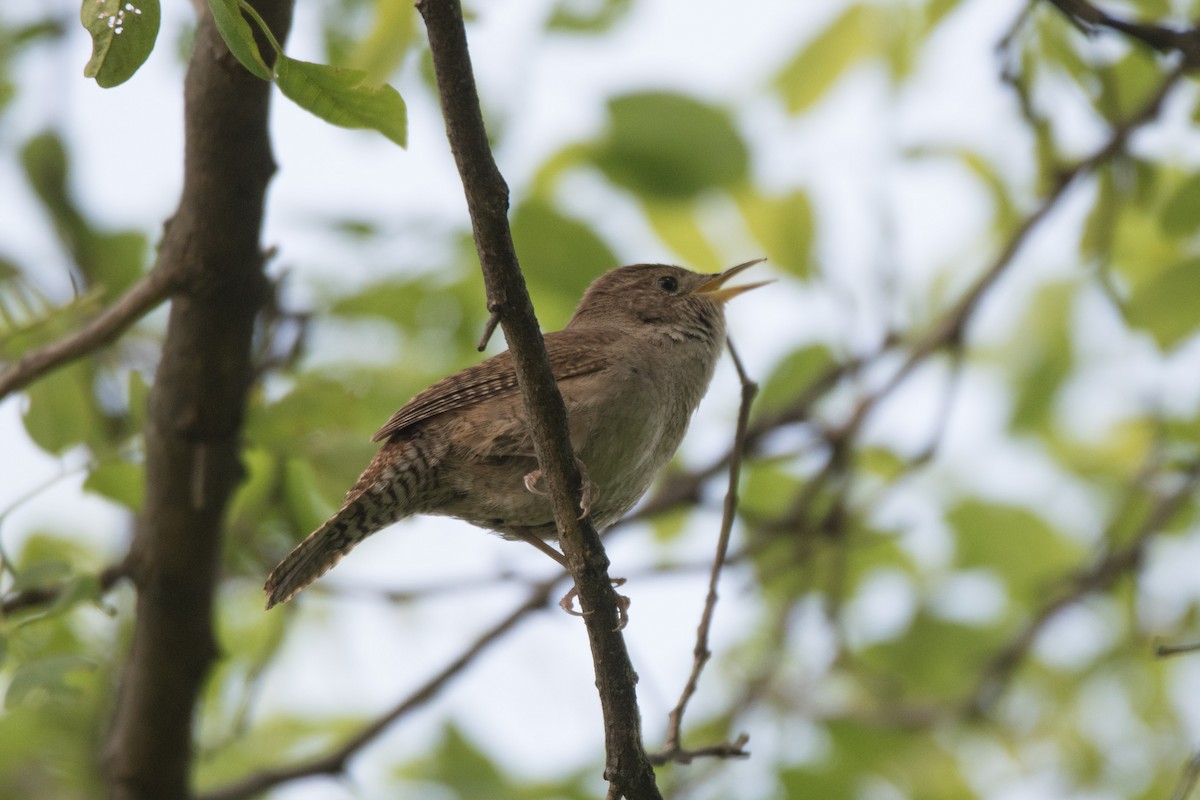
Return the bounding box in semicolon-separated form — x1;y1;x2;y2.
263;437;443;609
263;492;390;609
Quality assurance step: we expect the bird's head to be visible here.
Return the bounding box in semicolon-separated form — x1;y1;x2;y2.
567;259;769;344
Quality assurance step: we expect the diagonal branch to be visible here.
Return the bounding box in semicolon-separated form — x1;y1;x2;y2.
416;1;660;797
198;578;559;800
1043;0;1200;62
0;267;174;402
651;339;755;766
966;457;1200;716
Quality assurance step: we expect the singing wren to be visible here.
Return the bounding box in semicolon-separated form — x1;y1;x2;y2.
264;260;767;611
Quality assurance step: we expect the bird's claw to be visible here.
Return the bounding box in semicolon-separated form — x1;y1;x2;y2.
523;458;595;520
558;577;629;631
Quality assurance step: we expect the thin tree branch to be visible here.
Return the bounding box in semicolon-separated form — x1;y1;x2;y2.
1170;749;1200;800
0;267;174;402
1156;640;1200;658
416;1;660;796
1;562;126;616
966;457;1200;716
651;339;755;766
1043;0;1200;62
198;578;559;800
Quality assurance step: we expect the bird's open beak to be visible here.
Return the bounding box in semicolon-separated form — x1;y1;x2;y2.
693;258;772;302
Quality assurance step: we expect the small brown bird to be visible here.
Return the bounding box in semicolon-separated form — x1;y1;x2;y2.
264;260;767;612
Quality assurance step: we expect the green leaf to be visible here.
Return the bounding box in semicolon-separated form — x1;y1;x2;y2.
205;0;271;79
11;560;72;592
1159;175;1200;238
274;55;407;147
83;461;144;511
5;655;97;709
736;188;815;276
1125;256;1200;349
949;500;1083;605
774;4;877;115
589;92;748;199
548;0;633;33
81;0;160;88
642;201;723;272
756;344;836;413
349;0;415;83
22;363;95;454
512;199;617;304
1097;47;1161;122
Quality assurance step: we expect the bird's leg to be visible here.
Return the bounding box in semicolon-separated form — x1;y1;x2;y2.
511;528;630;630
522;459;594;519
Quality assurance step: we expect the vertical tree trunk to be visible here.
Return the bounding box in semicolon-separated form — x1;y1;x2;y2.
104;3;293;797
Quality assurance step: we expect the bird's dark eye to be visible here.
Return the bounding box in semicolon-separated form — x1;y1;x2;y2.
657;276;679;293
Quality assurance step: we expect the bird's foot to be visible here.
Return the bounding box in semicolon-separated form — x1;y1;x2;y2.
523;458;594;520
558;577;630;631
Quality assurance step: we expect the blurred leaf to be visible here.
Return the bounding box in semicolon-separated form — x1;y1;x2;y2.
349;0;414;83
860;611;999;697
206;0;271;79
83;460;144;511
643;201;722;272
589;92;748;199
275;56;407;147
5;655;97;709
11;559;72;592
949;500;1084;606
1159;174;1200;238
511;198;616;301
282;457;336;535
81;0;161;88
195;713;367;790
22;362;96;454
736;188;814;277
756;344;835;413
19;132;149;295
1007;281;1074;432
20;132;88;257
1097;47;1161;122
1081;164;1118;260
774;4;877;115
548;0;632;33
1125;256;1200;349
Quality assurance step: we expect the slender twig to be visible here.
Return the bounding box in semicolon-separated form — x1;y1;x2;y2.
651;339;756;766
1043;0;1200;62
476;306;502;351
416;2;660;797
966;457;1200;716
1;562;126;617
198;578;560;800
1156;640;1200;658
1170;749;1200;800
0;267;174;402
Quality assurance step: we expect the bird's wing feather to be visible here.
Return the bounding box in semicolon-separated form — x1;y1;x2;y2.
372;329;616;442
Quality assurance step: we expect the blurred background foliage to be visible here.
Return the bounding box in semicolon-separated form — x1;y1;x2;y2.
3;0;1200;798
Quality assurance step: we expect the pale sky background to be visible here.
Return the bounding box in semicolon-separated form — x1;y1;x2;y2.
3;1;1200;798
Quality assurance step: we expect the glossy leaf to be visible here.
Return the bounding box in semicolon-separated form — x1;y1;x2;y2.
205;0;271;79
274;55;407;147
81;0;160;88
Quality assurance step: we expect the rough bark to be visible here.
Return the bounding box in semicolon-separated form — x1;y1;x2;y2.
103;2;293;797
